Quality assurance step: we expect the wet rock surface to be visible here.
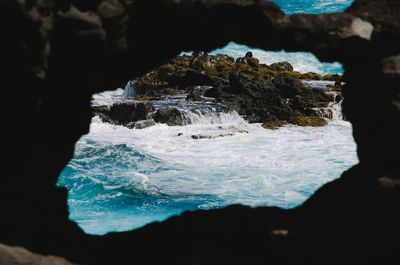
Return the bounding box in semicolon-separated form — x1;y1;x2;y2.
153;108;184;126
93;102;155;126
1;0;400;264
126;119;156;129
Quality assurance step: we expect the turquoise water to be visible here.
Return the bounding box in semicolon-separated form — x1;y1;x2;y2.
58;0;357;235
272;0;353;15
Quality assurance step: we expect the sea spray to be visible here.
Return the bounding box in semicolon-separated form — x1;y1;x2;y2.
122;81;137;98
180;109;246;126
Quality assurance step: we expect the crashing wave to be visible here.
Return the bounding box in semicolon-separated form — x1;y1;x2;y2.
122;81;137;98
180;109;246;126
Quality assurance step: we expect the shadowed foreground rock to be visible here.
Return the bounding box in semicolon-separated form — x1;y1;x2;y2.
0;244;76;265
0;0;399;264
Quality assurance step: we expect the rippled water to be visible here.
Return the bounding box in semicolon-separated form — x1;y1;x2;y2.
272;0;354;15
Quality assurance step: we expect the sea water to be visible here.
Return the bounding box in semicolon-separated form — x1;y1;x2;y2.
59;85;357;235
58;0;357;235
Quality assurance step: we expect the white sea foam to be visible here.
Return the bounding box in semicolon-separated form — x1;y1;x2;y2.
302;80;337;89
80;104;357;209
122;81;137;98
61;79;358;234
92;88;124;106
181;109;246;126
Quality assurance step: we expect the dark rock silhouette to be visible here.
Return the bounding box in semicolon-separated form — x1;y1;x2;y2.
1;0;399;264
153;108;185;126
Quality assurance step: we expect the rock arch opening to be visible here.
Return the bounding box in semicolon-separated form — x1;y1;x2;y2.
2;0;399;264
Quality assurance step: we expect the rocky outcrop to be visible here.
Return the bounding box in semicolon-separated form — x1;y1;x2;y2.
1;0;400;265
322;74;342;81
206;71;329;125
152;108;185;126
93;102;155;126
128;119;156;129
269;62;294;72
94;52;334;129
134;52;311;96
299;72;322;80
130;53;333;126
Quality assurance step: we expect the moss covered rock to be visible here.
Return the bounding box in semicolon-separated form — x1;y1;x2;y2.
290;114;328;127
299;72;322;80
281;71;301;79
262;120;287;130
322;73;342;81
269;62;294;72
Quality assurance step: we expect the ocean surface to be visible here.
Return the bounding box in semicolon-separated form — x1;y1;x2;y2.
58;0;357;235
